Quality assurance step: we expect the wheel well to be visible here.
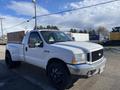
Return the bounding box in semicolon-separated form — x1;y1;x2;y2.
5;50;13;59
47;58;70;74
6;50;10;55
48;58;65;65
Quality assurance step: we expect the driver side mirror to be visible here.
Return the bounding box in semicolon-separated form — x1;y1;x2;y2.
72;37;75;41
35;41;43;47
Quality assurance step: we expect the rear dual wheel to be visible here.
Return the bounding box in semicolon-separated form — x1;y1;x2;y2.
5;51;21;69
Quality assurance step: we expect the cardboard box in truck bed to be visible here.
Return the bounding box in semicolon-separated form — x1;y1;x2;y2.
7;31;25;43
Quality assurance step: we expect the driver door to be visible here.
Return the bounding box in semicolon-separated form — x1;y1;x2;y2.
25;32;45;68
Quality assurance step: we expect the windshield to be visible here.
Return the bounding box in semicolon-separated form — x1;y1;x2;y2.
41;31;72;44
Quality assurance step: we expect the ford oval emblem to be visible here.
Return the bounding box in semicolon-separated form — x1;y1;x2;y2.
98;53;101;56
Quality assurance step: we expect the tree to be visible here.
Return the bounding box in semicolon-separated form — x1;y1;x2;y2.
86;27;94;34
97;26;109;36
79;30;83;33
37;25;44;29
88;29;96;35
70;28;77;33
70;29;74;33
53;26;59;30
70;29;73;32
73;29;77;33
96;26;109;40
83;30;87;33
50;26;59;30
47;25;51;29
40;25;44;29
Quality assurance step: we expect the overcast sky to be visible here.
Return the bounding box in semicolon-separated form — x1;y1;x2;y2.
0;0;120;35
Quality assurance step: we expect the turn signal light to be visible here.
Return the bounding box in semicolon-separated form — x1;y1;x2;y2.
72;58;78;64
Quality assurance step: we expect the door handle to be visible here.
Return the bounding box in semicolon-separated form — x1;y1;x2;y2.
44;50;50;53
25;47;28;52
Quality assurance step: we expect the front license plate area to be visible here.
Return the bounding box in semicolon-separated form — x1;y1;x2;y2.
99;64;105;74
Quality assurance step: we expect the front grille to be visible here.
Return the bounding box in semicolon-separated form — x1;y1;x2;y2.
87;49;103;62
92;49;103;62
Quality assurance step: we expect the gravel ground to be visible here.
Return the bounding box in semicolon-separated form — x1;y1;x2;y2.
0;45;120;90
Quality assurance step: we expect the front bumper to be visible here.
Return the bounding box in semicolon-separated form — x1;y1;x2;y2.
67;57;106;76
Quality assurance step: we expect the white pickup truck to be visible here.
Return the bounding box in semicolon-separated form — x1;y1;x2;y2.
6;30;106;89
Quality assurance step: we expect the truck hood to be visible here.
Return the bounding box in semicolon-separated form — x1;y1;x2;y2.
53;41;103;53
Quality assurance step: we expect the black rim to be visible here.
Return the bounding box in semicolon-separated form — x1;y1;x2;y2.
50;66;64;84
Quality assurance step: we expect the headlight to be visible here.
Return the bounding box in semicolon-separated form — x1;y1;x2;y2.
72;54;86;64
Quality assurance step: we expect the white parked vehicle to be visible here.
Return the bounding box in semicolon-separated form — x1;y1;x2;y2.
66;32;89;41
6;30;106;89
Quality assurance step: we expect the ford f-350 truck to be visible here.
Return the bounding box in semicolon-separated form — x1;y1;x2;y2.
6;30;106;89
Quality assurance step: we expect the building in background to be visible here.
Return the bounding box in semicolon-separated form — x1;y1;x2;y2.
109;32;120;41
0;35;7;44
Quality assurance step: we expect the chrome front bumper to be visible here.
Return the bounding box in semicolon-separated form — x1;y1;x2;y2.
67;57;106;76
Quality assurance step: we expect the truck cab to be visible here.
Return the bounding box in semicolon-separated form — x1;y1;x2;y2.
6;30;106;89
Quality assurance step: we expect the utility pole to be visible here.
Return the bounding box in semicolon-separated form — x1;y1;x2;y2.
0;17;5;42
32;0;37;30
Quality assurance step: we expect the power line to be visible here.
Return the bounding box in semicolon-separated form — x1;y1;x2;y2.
4;21;26;30
37;0;120;17
4;18;33;30
4;0;120;31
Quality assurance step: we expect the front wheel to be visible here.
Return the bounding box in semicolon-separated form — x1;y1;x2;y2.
5;51;21;69
47;61;71;90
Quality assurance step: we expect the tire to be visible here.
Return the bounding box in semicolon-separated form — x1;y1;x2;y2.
47;61;71;90
5;51;21;69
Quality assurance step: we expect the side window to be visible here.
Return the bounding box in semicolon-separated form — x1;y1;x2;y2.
28;32;43;48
